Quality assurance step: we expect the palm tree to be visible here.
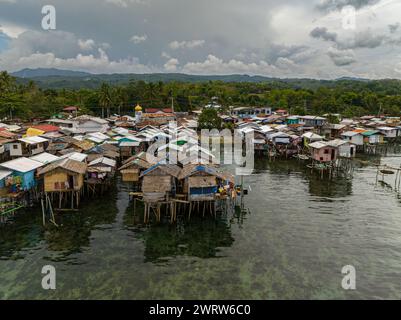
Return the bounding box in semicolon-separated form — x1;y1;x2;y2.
0;71;15;96
98;83;112;118
114;86;128;116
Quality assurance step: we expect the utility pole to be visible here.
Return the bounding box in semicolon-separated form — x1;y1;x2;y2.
171;97;175;113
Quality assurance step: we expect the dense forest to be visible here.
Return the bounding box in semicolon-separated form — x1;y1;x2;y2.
1;70;401;121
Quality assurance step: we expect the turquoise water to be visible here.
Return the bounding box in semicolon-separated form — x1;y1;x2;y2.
1;155;401;299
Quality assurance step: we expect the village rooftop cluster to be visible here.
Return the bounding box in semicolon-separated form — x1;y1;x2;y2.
0;104;401;223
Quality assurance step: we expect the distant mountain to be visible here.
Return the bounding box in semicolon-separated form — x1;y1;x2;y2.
336;76;370;82
9;68;382;90
11;68;91;78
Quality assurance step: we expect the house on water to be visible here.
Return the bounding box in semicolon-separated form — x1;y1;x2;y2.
308;141;338;163
302;132;323;148
0;170;13;196
10;136;49;157
298;116;327;129
326;139;356;158
377;127;400;140
0;157;43;192
341;131;364;147
87;157;117;182
38;159;88;209
361;130;384;144
140;163;181;203
118;153;151;184
178;164;234;202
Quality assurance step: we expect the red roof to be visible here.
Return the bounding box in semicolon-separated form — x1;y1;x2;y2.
31;125;60;132
0;130;16;138
145;108;174;114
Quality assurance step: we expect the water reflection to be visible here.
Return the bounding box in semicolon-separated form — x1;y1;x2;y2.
124;205;235;263
2;154;401;299
0;213;43;260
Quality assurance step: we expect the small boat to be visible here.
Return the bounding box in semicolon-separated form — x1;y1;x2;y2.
380;169;395;175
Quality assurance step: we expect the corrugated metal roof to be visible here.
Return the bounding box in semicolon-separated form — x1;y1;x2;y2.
30;152;60;164
19;136;48;144
0;157;44;172
38;159;87;175
59;152;88;162
308;141;329;149
0;169;13;180
88;157;116;167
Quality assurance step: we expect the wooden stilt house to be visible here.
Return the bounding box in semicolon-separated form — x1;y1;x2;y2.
38;159;87;209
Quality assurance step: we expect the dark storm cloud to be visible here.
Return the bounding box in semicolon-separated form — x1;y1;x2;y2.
316;0;381;11
310;27;338;41
0;0;401;78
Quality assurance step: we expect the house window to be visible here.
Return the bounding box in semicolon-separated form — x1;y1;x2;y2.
324;149;329;154
13;144;18;149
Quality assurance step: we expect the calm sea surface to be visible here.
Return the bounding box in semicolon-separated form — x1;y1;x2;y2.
1;154;401;299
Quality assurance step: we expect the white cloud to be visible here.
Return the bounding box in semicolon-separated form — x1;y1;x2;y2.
169;40;205;50
130;34;147;44
182;54;279;75
104;0;146;7
0;30;152;74
164;58;179;71
3;48;152;74
78;39;96;51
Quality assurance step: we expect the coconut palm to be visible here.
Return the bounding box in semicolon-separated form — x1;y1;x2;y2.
98;83;112;118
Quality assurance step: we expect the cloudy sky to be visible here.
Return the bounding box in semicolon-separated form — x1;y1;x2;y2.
0;0;401;79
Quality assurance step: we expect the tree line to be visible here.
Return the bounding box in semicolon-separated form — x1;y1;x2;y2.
1;70;401;121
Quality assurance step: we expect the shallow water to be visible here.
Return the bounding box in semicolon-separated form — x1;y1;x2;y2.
1;155;401;299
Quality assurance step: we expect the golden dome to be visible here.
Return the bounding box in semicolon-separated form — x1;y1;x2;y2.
135;104;142;112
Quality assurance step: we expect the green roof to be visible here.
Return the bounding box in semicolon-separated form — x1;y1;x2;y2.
361;130;380;136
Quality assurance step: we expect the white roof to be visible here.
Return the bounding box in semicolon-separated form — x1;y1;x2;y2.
0;157;43;172
302;132;323;140
300;115;326;120
0;170;13;180
378;126;398;131
341;131;360;137
0;123;21;132
74;115;108;124
113;127;130;135
268;132;291;139
259;125;274;133
88;157;116;167
59;152;88;162
119;141;140;147
308;141;329;149
86;136;104;144
88;132;109;141
19;136;48;144
275;125;288;130
30;152;60;164
47;119;75;125
253;139;266;144
326;139;351;147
